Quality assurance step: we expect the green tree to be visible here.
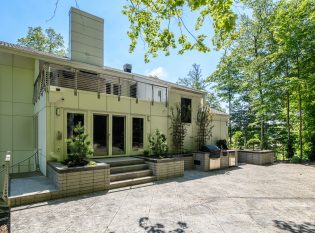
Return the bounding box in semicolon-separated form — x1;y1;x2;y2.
66;123;93;167
177;63;223;111
18;26;66;55
122;0;238;62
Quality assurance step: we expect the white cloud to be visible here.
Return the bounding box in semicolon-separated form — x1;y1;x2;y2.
146;67;168;79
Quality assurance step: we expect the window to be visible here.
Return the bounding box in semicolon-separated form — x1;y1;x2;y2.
181;98;192;123
67;113;84;138
93;115;108;155
132;118;144;149
113;84;120;95
130;83;137;98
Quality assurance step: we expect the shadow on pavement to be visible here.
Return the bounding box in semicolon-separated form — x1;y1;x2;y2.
273;220;315;233
139;217;188;233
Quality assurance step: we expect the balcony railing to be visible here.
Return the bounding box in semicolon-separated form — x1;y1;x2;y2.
33;63;168;106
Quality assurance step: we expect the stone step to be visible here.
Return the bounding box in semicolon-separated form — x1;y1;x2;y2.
107;158;145;167
110;176;156;189
110;164;149;174
110;169;152;182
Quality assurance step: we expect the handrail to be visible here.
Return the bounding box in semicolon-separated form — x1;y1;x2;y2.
0;150;39;174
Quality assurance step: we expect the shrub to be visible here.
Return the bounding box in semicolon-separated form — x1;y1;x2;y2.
143;149;149;157
87;161;97;166
170;103;187;154
65;123;93;167
232;131;244;149
196;106;213;150
216;139;228;150
247;138;261;150
290;155;301;163
148;129;168;158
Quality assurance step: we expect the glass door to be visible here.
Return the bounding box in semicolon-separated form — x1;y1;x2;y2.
112;116;125;155
93;114;108;156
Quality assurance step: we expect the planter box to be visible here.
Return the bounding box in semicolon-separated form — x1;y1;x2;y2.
171;154;194;170
141;157;184;180
238;150;274;165
47;161;110;197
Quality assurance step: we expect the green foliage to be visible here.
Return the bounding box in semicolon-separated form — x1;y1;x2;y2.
177;63;223;111
87;161;97;166
247;138;261;150
216;139;228;150
232;131;244;149
65;123;93;167
209;0;315;158
122;0;237;62
290;156;301;164
196;106;213;149
148;129;168;158
143;149;150;157
18;26;66;55
170;103;187;153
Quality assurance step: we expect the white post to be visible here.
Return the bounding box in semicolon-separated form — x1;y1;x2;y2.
2;151;11;201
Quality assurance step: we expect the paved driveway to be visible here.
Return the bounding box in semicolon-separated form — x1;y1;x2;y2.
11;164;315;233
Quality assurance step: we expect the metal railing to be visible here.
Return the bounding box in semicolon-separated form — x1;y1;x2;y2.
33;63;168;106
1;150;39;201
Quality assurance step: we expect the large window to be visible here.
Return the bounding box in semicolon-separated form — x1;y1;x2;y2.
67;113;84;138
132;118;144;149
181;98;192;123
93;114;108;156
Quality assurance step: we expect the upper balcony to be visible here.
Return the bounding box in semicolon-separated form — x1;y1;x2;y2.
33;63;168;106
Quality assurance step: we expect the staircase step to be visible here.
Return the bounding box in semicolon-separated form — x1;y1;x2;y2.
110;176;156;189
110;169;152;182
110;164;149;174
107;158;145;167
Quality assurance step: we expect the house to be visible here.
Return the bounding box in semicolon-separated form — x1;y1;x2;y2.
0;8;228;190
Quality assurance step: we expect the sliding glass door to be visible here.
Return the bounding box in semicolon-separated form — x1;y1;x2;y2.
93;114;108;156
112;116;125;155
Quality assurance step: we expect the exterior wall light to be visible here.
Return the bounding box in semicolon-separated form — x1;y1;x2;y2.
56;108;61;116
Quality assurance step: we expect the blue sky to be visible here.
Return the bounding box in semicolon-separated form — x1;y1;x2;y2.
0;0;223;84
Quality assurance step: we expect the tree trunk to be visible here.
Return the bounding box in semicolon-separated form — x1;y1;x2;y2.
286;62;291;158
298;83;303;161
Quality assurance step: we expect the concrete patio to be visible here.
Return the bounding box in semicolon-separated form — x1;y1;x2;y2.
10;163;315;233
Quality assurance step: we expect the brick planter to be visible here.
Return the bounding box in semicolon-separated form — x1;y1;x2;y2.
141;157;184;180
47;161;110;197
172;154;194;170
238;150;274;165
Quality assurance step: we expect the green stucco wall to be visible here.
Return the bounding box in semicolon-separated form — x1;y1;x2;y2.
0;51;35;175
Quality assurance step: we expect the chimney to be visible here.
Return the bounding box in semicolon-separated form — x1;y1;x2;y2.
69;7;104;66
123;64;132;73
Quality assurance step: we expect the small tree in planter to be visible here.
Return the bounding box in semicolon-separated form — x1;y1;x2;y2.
148;129;168;158
65;123;93;167
170;103;187;154
247;138;261;150
196;106;213;150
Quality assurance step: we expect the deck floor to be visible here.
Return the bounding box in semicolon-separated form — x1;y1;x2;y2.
10;174;57;197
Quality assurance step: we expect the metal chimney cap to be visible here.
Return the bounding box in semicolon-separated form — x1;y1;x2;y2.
123;64;132;73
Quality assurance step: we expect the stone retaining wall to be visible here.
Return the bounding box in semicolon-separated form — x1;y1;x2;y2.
238;150;274;165
145;158;184;180
47;162;110;197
